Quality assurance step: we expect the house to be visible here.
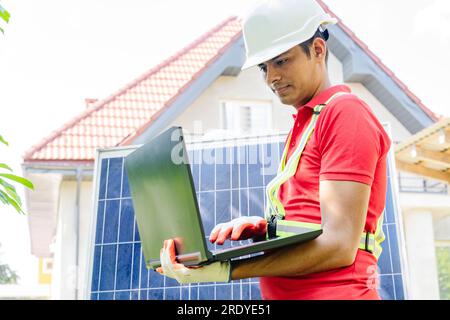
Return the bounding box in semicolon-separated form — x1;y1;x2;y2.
22;1;450;300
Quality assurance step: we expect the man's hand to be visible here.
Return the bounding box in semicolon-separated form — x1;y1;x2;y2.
209;216;267;245
156;239;231;284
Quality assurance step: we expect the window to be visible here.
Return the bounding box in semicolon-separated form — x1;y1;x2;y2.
221;100;272;135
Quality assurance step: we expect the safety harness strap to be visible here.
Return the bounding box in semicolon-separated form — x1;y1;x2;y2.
272;219;377;255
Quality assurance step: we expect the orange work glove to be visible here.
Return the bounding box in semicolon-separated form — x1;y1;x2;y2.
209;216;267;245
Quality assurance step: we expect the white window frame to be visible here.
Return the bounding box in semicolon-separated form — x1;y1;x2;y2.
220;100;273;136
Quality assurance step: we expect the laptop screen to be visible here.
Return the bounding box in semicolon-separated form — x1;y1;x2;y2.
124;127;210;269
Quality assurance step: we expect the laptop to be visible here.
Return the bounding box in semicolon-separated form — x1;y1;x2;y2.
124;126;322;269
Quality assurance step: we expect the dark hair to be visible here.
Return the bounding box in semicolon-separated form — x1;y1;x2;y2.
299;28;329;63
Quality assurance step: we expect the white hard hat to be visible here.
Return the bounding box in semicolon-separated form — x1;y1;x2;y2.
241;0;338;70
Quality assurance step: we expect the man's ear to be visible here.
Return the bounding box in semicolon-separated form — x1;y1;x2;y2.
312;38;327;61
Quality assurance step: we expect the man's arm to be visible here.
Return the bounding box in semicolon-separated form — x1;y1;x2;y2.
230;180;370;279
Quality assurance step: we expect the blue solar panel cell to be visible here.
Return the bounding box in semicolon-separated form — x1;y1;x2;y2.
89;136;407;300
231;147;239;189
116;244;132;290
379;274;395;300
115;291;131;300
134;220;140;242
190;285;199;300
231;190;239;219
121;165;131;198
139;252;149;289
248;164;263;188
198;286;214;300
216;284;232;300
99;292;114;300
385;181;396;224
199;191;215;235
278;142;284;159
165;288;181;300
131;243;141;289
232;283;241;300
248;188;264;218
107;158;123;199
149;269;164;288
91;245;101;292
251;283;262;300
99;244;117;291
148;289;164;300
216;164;230;191
216;151;231;191
388;224;402;274
180;287;189;300
192;151;200;192
394;275;405;300
216;190;231;226
119;199;134;243
165;274;180;288
378;225;393;274
242;283;250;300
103;200;120;244
239;189;249;217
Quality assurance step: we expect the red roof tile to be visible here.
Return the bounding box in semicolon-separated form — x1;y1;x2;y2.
24;7;439;164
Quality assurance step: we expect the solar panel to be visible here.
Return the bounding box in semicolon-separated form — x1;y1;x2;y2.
86;129;408;300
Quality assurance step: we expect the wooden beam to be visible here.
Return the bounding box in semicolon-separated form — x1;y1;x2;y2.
415;147;450;167
396;160;450;184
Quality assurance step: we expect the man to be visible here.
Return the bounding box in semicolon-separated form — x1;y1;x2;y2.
157;0;391;300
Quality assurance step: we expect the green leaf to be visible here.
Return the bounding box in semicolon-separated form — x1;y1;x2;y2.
0;4;10;23
0;190;8;204
0;163;13;172
0;26;4;34
0;135;8;146
0;179;21;206
0;173;34;190
0;190;24;214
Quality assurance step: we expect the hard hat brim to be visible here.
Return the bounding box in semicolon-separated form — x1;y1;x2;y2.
241;17;338;71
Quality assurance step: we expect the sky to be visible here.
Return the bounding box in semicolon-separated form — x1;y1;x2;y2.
0;0;449;290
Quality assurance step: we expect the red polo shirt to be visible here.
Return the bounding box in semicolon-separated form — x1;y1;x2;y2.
259;85;392;300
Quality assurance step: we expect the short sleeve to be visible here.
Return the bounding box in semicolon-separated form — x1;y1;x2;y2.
316;97;391;186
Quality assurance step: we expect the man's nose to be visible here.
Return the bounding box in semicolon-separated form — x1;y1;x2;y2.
265;64;281;86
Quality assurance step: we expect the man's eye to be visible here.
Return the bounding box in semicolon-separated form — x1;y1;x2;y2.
276;58;288;66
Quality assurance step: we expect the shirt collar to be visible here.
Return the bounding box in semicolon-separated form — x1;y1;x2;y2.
292;85;352;120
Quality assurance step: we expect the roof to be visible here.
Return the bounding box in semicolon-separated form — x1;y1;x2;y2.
395;117;450;183
23;5;439;164
23;16;242;163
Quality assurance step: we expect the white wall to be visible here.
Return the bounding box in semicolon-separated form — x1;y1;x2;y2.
51;179;93;300
399;192;450;299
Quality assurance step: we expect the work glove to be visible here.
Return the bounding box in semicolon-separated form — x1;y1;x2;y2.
156;239;231;284
209;216;267;245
